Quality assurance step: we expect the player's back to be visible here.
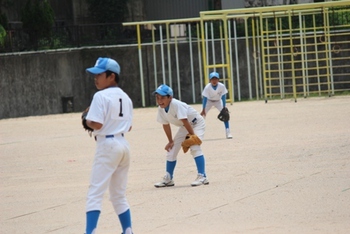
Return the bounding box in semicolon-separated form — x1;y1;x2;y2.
92;87;133;135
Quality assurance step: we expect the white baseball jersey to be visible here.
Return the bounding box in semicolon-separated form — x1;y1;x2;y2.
157;98;201;126
85;86;133;214
87;87;133;136
156;98;205;159
202;82;228;101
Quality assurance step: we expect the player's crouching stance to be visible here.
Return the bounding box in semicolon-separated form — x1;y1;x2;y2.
83;57;134;234
201;71;232;139
153;84;209;187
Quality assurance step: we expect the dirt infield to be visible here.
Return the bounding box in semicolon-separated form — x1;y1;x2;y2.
1;96;350;234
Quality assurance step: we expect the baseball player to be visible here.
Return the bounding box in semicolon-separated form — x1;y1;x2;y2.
201;71;233;139
153;84;209;187
83;57;134;234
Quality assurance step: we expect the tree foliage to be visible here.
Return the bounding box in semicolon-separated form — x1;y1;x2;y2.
0;0;13;29
21;0;54;48
86;0;128;23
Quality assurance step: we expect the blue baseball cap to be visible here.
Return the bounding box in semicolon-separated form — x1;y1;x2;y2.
209;71;220;79
86;57;120;75
153;84;173;96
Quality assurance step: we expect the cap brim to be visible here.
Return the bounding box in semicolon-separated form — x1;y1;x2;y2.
153;91;167;96
86;67;106;74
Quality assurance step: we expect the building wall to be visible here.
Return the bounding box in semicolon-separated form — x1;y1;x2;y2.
144;0;210;20
222;0;245;9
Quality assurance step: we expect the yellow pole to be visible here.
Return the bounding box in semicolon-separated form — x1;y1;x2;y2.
323;7;331;97
136;24;145;106
288;10;297;102
223;15;233;103
200;14;208;85
260;13;268;103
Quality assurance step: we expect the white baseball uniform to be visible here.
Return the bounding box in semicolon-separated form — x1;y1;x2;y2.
202;82;228;112
156;98;205;161
86;86;133;215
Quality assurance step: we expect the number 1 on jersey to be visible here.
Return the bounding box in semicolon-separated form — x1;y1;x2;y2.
119;98;123;117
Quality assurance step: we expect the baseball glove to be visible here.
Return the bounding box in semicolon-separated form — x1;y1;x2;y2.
81;107;94;133
181;134;202;153
217;107;230;122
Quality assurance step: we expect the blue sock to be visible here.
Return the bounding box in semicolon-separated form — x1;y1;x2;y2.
86;210;100;234
194;155;206;176
224;121;229;129
118;209;132;233
166;160;176;179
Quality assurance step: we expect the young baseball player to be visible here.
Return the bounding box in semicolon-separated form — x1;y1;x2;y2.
83;57;134;234
201;71;233;139
153;84;209;187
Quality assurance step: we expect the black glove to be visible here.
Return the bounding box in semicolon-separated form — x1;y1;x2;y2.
217;107;230;122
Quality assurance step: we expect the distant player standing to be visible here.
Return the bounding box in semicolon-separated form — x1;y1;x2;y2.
83;57;134;234
153;84;209;187
201;71;233;139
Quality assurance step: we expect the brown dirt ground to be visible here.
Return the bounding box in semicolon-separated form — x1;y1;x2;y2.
1;96;350;234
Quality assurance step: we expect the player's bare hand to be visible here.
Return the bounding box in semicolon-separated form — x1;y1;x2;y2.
165;141;174;152
200;110;206;117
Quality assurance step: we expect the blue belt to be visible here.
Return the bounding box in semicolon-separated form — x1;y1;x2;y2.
106;133;124;138
95;134;124;141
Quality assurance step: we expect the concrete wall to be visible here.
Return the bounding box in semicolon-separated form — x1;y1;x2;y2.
0;40;254;119
1;35;349;119
0;46;141;119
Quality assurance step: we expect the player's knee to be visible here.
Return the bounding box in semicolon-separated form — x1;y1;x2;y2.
191;146;203;158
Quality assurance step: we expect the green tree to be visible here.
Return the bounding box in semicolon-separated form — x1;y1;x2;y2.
21;0;54;49
0;24;5;46
0;0;14;30
87;0;128;23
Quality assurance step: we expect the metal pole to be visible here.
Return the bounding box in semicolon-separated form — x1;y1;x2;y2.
152;25;157;90
252;17;259;100
228;20;235;102
188;23;196;103
244;18;252;99
233;19;241;101
136;24;145;107
166;23;172;86
211;21;216;71
313;15;321;96
220;22;226;78
197;22;204;93
173;24;181;100
159;25;166;85
299;12;307;98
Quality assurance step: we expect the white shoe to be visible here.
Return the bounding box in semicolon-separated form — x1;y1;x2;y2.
154;173;175;188
226;129;232;139
191;174;209;186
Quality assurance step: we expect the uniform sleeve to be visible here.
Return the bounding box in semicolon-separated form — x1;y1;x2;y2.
176;102;189;120
86;92;104;124
221;95;226;107
156;107;169;124
202;96;208;109
220;83;228;95
202;84;209;97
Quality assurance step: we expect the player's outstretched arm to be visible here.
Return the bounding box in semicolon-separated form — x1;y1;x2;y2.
180;119;195;135
221;95;226;108
162;124;174;152
201;96;208;116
